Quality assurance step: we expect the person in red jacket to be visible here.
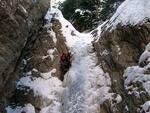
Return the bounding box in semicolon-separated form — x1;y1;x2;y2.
60;52;71;80
60;53;66;61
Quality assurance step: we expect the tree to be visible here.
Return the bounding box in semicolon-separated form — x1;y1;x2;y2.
59;0;124;31
100;0;124;21
59;0;77;19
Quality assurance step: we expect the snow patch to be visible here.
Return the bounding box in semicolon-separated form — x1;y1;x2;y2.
6;104;35;113
17;72;62;99
47;29;57;44
40;68;57;79
45;8;90;47
140;101;150;113
100;49;109;56
125;105;129;112
91;21;107;42
75;9;92;16
19;4;28;14
115;94;122;104
139;43;150;64
16;70;63;113
42;48;56;61
107;0;150;29
123;43;150;96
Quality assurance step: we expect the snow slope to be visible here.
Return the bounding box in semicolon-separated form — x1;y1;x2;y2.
45;8;114;113
6;8;116;113
107;0;150;29
61;26;112;113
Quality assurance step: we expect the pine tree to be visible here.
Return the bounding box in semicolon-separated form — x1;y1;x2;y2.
59;0;77;19
59;0;124;31
100;0;124;20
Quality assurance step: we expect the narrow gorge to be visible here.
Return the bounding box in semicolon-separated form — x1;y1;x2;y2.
0;0;150;113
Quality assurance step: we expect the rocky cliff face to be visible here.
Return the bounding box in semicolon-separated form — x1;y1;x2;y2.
92;1;150;112
10;20;69;113
93;22;150;113
0;0;49;111
4;8;71;113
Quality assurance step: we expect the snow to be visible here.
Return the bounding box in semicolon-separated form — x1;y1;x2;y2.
106;0;150;29
19;4;28;14
91;21;107;42
45;8;82;47
123;43;150;96
140;101;150;113
45;8;64;23
36;8;114;113
45;8;115;113
51;0;65;8
47;29;57;44
116;45;121;55
123;65;150;95
22;59;27;65
62;38;112;113
6;104;35;113
115;94;122;104
17;70;62;99
40;102;62;113
139;43;150;64
40;68;57;79
75;9;92;16
16;68;63;113
100;49;109;56
125;105;129;112
42;48;56;61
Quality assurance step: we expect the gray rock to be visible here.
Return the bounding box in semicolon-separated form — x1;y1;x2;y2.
0;0;49;110
93;23;150;113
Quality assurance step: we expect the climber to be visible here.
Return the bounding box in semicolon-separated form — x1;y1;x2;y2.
60;52;71;80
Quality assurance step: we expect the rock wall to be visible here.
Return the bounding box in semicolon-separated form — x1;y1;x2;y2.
93;22;150;113
0;0;49;110
9;18;69;113
23;19;69;79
